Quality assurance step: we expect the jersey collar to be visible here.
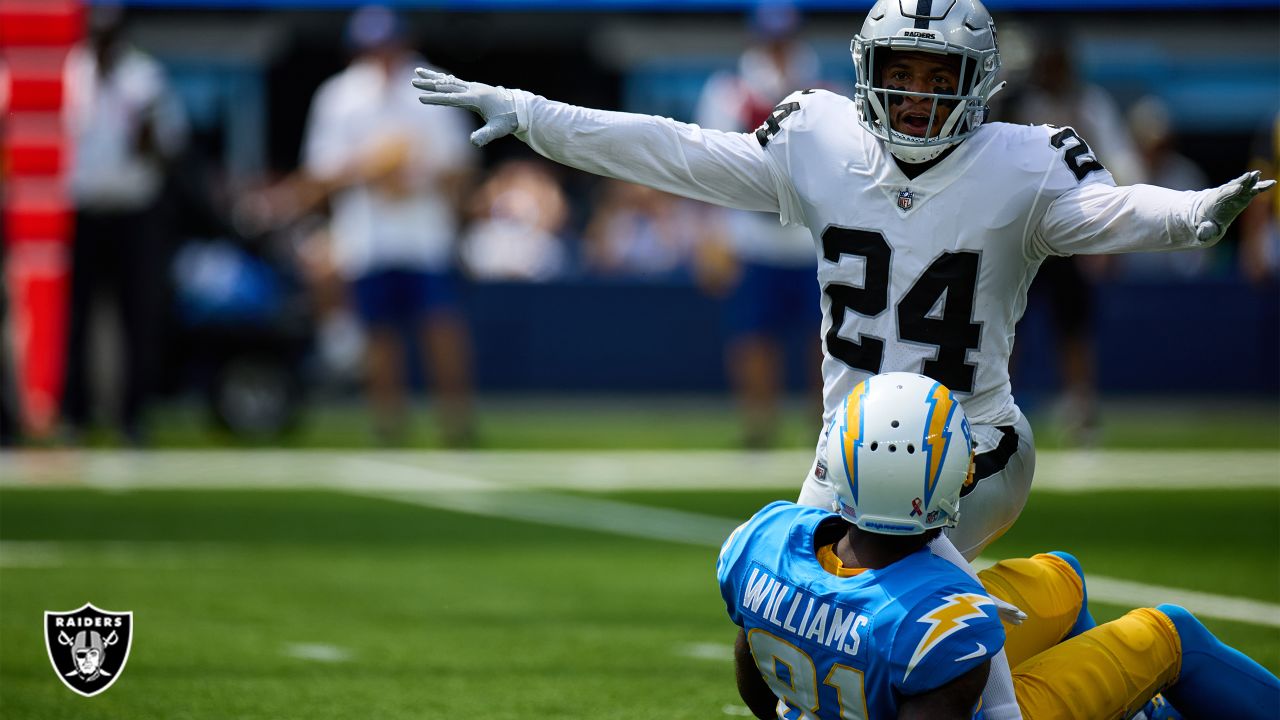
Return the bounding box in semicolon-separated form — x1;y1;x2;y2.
868;125;995;210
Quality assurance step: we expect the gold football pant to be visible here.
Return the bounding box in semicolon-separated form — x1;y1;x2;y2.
979;553;1181;720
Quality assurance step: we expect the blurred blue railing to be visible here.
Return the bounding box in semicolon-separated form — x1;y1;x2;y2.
460;279;1279;395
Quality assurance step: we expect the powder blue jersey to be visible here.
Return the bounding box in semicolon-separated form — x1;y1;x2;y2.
717;501;1004;719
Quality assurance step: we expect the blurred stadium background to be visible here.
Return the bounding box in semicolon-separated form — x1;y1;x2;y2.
1;0;1278;717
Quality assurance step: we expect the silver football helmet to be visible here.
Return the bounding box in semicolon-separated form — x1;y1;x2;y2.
824;372;975;535
852;0;1005;164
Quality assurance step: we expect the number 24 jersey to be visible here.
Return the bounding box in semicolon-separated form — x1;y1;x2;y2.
756;90;1205;428
515;87;1209;428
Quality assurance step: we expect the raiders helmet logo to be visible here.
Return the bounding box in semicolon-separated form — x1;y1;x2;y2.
45;603;133;697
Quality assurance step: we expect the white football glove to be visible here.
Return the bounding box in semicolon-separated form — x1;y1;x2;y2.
990;594;1027;626
1193;170;1276;245
412;68;519;147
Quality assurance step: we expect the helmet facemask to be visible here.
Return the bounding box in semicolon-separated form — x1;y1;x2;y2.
852;30;1003;164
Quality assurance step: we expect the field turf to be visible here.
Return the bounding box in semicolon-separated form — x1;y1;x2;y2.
1;445;1277;719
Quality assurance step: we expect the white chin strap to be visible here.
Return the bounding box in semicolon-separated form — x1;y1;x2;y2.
887;130;956;164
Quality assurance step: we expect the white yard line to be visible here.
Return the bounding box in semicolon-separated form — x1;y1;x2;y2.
3;449;1278;627
281;643;352;663
2;448;1277;492
677;642;736;662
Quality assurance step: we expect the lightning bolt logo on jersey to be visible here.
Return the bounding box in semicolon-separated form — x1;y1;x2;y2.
906;593;995;680
718;502;1004;719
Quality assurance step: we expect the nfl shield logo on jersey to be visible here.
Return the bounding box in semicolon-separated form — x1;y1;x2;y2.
897;189;914;211
45;603;133;697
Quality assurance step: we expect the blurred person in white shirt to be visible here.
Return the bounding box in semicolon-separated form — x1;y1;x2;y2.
583;180;713;278
460;159;568;281
300;5;479;445
692;0;821;448
61;4;188;445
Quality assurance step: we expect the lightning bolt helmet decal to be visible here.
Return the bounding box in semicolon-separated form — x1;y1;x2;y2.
839;378;874;508
921;382;958;509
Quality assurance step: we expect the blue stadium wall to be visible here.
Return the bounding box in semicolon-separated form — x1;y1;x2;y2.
460;280;1280;396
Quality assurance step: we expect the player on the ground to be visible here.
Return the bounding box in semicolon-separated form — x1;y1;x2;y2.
412;0;1274;563
717;372;1280;720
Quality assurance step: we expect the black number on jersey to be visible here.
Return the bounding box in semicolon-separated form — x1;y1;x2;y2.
1049;127;1105;182
755;102;800;148
897;251;982;391
821;228;892;375
820;226;982;392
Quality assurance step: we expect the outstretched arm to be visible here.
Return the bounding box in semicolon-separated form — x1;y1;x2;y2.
412;69;787;215
1035;171;1276;257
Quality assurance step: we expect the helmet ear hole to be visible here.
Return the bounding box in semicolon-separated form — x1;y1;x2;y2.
870;441;879;451
890;420;900;428
907;444;915;454
888;444;897;453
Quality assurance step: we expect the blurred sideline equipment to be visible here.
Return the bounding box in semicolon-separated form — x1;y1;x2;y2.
1;0;82;439
413;0;1274;557
717;373;1280;720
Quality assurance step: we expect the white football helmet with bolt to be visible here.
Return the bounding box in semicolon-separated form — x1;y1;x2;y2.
825;372;974;535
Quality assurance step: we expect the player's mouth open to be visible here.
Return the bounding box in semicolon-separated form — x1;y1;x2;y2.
900;112;932;136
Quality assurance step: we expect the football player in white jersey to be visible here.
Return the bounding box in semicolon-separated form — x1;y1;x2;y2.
412;3;1270;715
411;0;1270;553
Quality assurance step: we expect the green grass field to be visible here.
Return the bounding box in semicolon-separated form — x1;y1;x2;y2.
2;439;1278;719
63;395;1280;450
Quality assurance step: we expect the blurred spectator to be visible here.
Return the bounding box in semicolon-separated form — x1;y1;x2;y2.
691;0;820;448
291;5;479;446
1241;112;1279;285
61;4;188;445
1013;34;1145;186
461;160;569;281
583;180;714;278
1009;33;1146;445
1117;96;1211;279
